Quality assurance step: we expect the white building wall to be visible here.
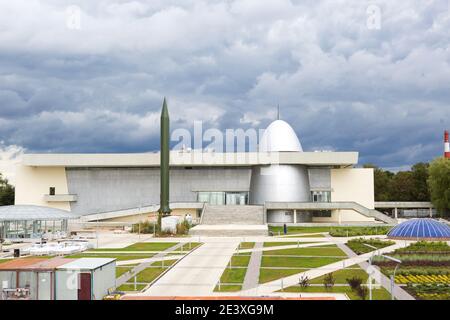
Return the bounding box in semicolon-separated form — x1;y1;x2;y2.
318;168;375;223
92;262;116;300
55;270;78;300
15;165;70;211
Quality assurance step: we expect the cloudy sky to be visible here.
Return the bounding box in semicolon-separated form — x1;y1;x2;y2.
0;0;449;180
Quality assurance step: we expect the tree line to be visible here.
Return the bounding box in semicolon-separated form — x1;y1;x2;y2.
0;173;14;206
364;157;450;215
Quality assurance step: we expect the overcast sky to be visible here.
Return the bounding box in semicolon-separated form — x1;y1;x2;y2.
0;0;449;177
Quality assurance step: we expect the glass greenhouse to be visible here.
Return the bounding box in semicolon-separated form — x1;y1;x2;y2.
0;205;80;240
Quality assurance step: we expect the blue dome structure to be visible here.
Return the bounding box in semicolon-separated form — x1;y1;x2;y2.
388;218;450;241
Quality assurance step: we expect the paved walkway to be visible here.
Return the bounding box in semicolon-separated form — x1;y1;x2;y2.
242;242;263;291
140;241;239;296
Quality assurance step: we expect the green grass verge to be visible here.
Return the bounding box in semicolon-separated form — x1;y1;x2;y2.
230;255;251;267
270;226;334;234
134;260;178;283
91;242;178;252
214;284;242;292
261;256;343;268
263;246;346;257
346;238;394;255
66;253;155;261
284;234;326;238
259;268;306;283
220;267;247;283
0;259;12;264
116;283;147;292
116;266;133;278
282;285;392;300
309;267;369;284
263;242;298;247
238;242;255;250
269;226;392;236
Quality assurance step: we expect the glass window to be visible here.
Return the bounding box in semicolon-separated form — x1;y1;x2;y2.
311;191;331;203
198;192;248;205
197;192;225;205
313;210;332;218
225;192;248;205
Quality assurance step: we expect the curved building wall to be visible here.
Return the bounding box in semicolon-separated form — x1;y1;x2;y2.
249;164;310;205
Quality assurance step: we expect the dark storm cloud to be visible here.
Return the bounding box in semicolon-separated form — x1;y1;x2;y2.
0;0;449;168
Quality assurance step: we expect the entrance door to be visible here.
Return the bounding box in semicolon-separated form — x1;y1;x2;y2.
77;273;91;300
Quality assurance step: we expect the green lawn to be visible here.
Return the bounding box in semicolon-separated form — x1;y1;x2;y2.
220;267;247;283
282;285;392;300
346;239;394;255
214;284;242;292
0;259;12;264
91;242;179;252
263;242;298;247
263;246;346;257
261;256;342;268
134;260;177;283
116;283;147;292
270;226;335;234
230;255;251;267
269;226;392;237
238;242;255;250
259;268;307;283
284;234;326;238
66;253;155;261
116;266;133;278
309;267;369;284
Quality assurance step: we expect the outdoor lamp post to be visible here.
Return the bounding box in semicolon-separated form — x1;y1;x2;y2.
380;254;402;300
363;243;378;301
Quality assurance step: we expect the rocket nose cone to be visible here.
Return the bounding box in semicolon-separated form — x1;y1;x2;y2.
161;98;169;118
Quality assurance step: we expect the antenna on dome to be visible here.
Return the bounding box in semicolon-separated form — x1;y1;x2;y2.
277;104;280;120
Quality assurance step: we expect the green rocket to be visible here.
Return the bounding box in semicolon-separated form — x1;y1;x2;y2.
158;98;171;216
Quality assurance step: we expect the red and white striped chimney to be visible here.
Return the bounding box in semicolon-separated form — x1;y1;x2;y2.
445;130;450;159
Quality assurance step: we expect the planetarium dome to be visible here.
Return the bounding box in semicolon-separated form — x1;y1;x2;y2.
388;218;450;241
250;119;310;208
259;120;303;152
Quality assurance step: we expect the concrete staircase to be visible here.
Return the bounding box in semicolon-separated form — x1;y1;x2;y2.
189;205;268;236
201;205;265;225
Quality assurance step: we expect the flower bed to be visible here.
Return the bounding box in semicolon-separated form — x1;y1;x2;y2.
396;274;450;285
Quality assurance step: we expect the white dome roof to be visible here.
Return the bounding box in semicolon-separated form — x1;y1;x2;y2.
259;120;303;152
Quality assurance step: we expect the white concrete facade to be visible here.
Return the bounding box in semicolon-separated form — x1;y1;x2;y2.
14;119;380;224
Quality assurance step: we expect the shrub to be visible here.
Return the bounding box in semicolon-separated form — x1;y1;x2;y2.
329;226;391;237
356;286;369;300
132;221;156;234
346;276;363;290
299;276;310;288
323;273;335;291
176;220;191;235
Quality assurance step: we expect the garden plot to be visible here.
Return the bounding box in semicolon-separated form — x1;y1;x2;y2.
373;241;450;300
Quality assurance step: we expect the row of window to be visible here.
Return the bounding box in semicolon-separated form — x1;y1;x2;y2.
197;191;332;205
197;192;249;205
